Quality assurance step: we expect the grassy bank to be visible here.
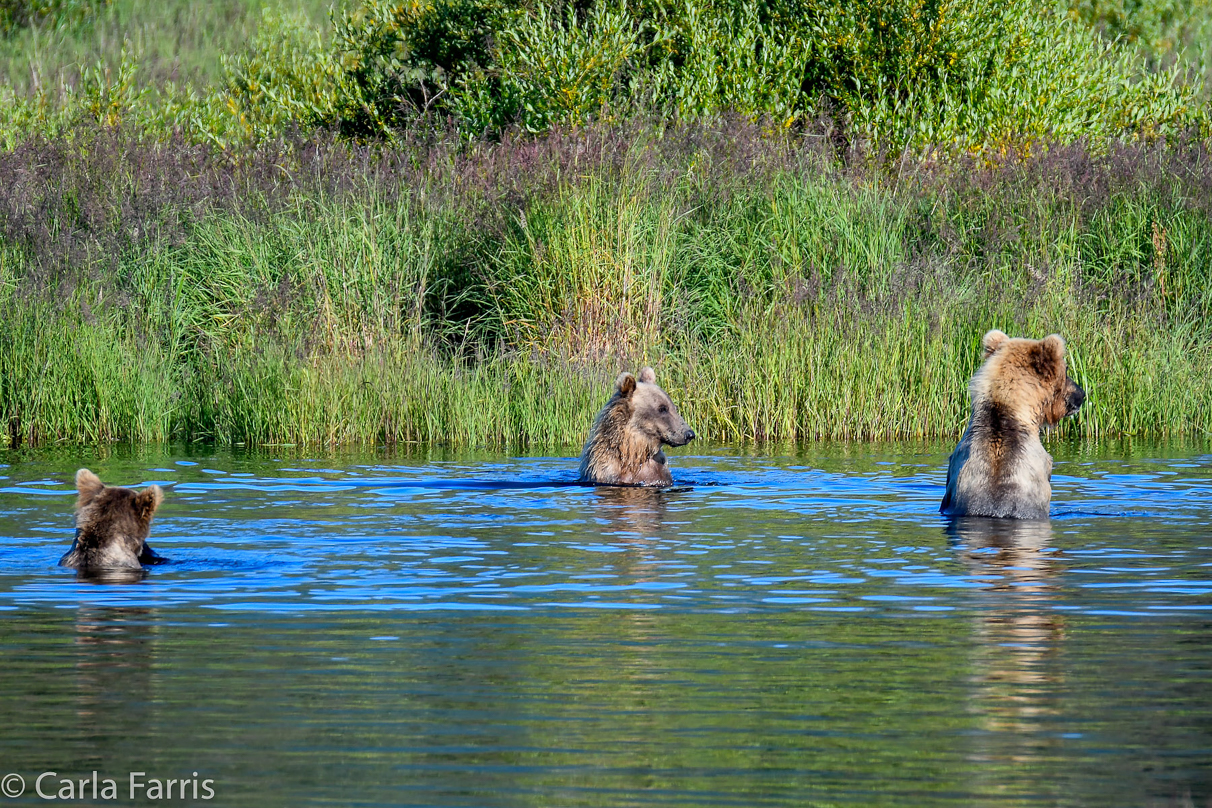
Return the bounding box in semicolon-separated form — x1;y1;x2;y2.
1;120;1210;448
0;0;335;94
1;0;1209;451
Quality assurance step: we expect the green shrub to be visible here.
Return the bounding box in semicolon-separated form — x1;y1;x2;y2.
453;2;654;134
325;0;520;138
0;42;153;146
0;0;1205;152
649;0;1204;150
313;0;1205;150
645;0;804;124
1070;0;1212;65
830;0;1202;151
222;6;345;142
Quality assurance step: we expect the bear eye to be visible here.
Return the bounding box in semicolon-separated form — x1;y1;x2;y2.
658;405;668;414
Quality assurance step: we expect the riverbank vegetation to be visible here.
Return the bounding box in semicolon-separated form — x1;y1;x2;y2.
1;0;1210;446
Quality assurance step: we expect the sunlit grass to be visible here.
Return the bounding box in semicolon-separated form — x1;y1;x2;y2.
2;123;1210;447
0;0;335;92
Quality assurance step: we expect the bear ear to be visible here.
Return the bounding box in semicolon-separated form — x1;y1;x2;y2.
134;485;163;522
1041;333;1065;360
981;329;1009;358
75;469;104;506
615;372;637;398
1031;335;1066;380
637;367;656;384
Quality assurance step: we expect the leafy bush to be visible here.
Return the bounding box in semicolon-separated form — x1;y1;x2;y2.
310;0;1205;151
0;0;1205;152
1071;0;1212;65
826;0;1201;151
0;42;151;147
222;6;345;142
659;0;1203;149
453;2;654;134
1070;0;1212;103
325;0;519;138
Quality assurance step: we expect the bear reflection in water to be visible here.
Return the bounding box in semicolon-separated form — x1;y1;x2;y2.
72;607;160;740
589;485;683;587
948;516;1058;590
592;485;673;537
948;517;1066;765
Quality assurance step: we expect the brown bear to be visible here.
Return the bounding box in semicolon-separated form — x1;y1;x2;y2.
941;330;1086;519
59;469;167;571
579;367;695;486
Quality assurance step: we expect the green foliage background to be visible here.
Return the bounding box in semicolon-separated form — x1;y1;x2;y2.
0;0;1211;447
2;121;1210;446
1;0;1209;150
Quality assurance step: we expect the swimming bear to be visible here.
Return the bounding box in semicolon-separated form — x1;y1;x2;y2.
578;367;695;486
941;330;1085;519
59;469;167;571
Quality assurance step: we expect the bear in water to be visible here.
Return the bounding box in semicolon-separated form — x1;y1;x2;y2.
941;330;1085;519
579;367;695;486
59;469;167;571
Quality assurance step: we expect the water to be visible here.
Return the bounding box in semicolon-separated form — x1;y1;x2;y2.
0;441;1210;807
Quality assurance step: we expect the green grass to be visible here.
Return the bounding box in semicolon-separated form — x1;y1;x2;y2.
0;0;335;93
4;280;1206;448
2;124;1210;448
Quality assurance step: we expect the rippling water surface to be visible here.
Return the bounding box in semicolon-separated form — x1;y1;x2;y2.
0;441;1210;807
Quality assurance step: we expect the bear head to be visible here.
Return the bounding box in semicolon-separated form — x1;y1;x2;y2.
614;366;696;448
971;330;1086;428
74;468;163;554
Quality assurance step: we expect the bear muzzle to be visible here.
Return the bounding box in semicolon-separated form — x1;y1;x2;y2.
1065;378;1086;417
665;427;695;447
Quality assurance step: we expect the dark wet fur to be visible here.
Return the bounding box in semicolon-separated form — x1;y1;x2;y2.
964;401;1028;507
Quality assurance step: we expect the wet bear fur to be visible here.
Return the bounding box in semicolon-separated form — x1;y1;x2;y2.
579;367;695;486
59;469;166;571
941;330;1086;519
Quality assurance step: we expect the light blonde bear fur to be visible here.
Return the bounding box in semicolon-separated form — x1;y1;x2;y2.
941;330;1086;520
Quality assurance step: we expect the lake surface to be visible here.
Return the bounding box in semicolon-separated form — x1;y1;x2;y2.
0;440;1210;807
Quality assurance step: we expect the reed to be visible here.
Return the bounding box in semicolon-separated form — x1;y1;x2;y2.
1;121;1210;447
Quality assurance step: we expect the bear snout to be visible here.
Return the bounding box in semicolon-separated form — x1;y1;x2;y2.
665;426;695;447
1066;378;1086;416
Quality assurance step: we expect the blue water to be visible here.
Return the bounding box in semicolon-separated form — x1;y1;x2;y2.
0;440;1209;806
